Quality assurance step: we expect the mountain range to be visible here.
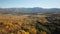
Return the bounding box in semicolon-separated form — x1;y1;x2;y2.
0;7;60;14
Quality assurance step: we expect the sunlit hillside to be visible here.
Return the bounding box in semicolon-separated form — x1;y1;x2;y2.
0;13;60;34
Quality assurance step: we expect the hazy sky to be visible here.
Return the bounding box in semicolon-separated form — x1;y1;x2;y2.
0;0;60;8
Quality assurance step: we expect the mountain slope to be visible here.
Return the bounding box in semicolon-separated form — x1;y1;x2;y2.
0;8;60;14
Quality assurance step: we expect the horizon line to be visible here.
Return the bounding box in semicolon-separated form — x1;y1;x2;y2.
0;7;60;9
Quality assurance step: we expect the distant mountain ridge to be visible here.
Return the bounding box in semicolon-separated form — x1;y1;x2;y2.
0;7;60;14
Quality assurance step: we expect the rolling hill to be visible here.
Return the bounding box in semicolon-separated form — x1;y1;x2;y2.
0;7;60;14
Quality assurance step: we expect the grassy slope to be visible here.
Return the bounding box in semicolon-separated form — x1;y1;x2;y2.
0;14;60;34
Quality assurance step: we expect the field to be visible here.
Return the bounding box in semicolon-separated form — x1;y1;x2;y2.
0;13;60;34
